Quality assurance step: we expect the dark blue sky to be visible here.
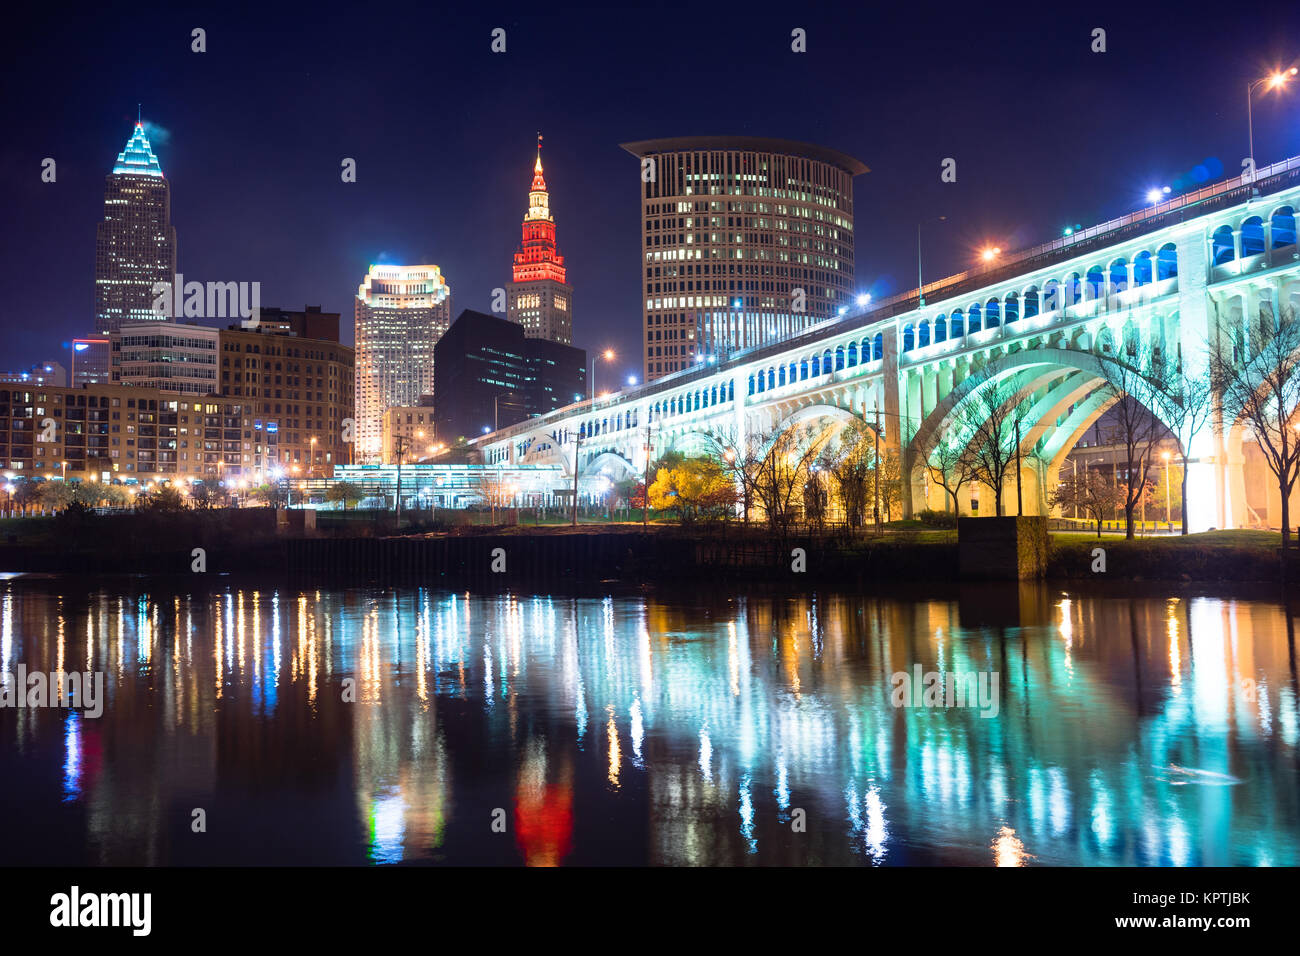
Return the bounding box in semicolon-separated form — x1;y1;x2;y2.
4;1;1300;387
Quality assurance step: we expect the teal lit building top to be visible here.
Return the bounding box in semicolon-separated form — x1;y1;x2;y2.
112;122;164;177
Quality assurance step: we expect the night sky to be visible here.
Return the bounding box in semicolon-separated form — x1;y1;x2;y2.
4;2;1300;388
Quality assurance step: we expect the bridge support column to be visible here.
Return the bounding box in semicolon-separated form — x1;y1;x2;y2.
883;332;909;518
1176;226;1230;532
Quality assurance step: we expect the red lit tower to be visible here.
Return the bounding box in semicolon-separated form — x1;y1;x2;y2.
507;134;573;344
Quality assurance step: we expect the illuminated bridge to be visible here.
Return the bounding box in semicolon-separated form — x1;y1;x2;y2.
473;156;1300;531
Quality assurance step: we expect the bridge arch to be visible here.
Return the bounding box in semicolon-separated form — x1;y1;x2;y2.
908;346;1176;515
582;451;638;482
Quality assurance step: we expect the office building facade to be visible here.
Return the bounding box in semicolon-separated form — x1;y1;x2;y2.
218;322;355;478
71;338;111;387
111;322;221;395
621;136;866;381
0;383;252;481
433;310;585;443
381;399;437;464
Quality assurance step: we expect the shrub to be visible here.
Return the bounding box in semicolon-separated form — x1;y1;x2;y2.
915;509;958;528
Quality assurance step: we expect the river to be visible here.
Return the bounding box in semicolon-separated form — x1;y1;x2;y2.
1;575;1295;866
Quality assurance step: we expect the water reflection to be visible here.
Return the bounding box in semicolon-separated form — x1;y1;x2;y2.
0;580;1296;866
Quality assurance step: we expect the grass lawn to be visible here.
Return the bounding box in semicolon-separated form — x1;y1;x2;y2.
1053;529;1282;551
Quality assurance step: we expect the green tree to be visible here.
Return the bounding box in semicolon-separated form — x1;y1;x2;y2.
12;479;41;515
325;481;363;510
138;484;185;513
38;481;74;511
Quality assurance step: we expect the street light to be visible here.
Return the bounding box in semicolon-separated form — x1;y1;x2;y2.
590;349;614;402
980;246;1002;263
1247;67;1297;173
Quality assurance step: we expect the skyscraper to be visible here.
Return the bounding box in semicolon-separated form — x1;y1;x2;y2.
507;135;573;345
354;264;452;460
621;137;866;382
94;118;178;334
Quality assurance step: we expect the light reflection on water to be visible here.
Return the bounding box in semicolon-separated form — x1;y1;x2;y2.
0;580;1296;867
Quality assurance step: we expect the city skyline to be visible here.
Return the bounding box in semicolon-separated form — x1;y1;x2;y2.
6;4;1300;387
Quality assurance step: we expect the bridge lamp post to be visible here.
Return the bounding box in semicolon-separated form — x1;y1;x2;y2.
642;424;656;530
980;246;1002;263
571;427;582;528
1247;68;1297;174
1161;451;1172;528
917;216;946;307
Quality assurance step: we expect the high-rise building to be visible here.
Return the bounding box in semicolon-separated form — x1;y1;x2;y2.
507;135;574;345
111;322;221;396
354;264;452;461
434;309;585;444
621;137;867;382
94;118;178;334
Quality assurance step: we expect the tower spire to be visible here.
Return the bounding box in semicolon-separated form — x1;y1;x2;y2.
137;103;142;127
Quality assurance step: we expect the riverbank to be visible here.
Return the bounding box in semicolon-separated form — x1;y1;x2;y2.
0;510;1291;584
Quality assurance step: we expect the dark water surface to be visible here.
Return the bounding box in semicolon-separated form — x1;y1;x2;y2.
1;574;1297;866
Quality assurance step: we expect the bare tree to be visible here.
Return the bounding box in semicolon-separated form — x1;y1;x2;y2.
751;423;827;536
874;444;905;521
960;384;1034;517
1211;304;1300;549
1052;470;1125;537
1152;359;1213;535
1099;342;1166;539
924;432;976;515
701;426;763;524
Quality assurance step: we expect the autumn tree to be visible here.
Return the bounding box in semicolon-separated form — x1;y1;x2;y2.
648;455;736;523
822;421;874;529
